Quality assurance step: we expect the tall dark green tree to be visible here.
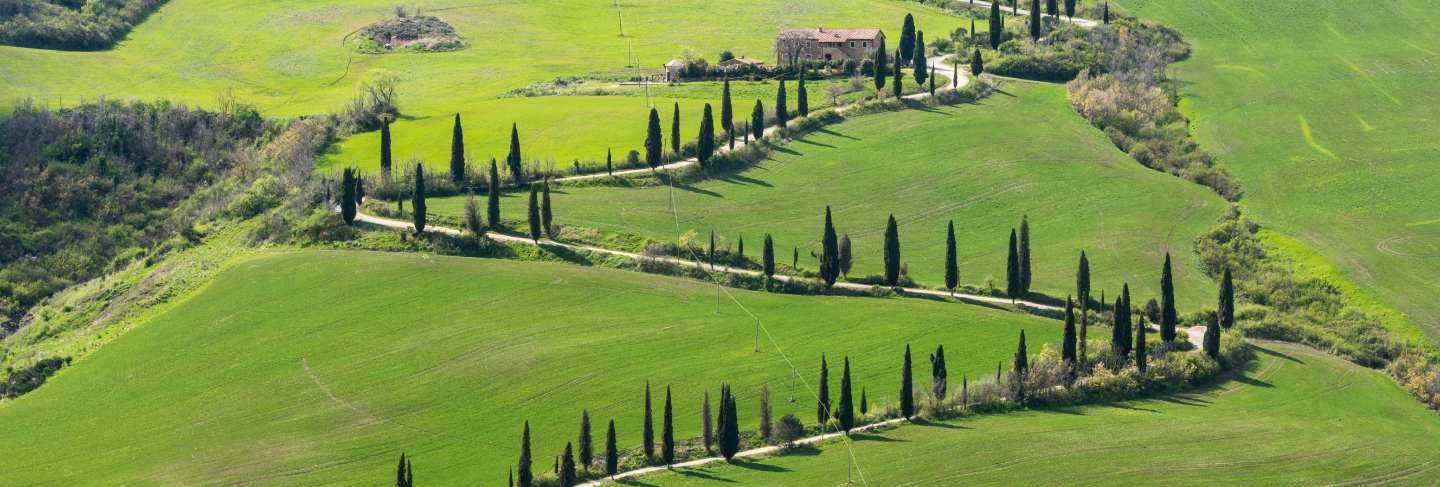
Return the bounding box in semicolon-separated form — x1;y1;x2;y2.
883;214;901;286
380;119;393;179
721;78;734;137
1135;314;1149;372
1006;229;1021;300
526;184;540;242
1204;315;1221;358
1062;296;1077;364
900;344;914;417
1065;0;1076;20
606;148;614;175
930;344;948;401
944;220;958;293
1103;1;1110;24
891;49;903;98
450;114;466;184
913;31;928;84
645;108;663;170
900;13;917;64
1160;252;1178;342
507;123;525;184
1114;283;1133;359
837;357;855;431
697;103;715;165
560;442;576;487
762;233;776;281
860;387;868;415
541;179;554;238
874;37;889;90
1047;0;1058;17
1219;267;1235;329
797;70;809;117
1078;251;1091;366
717;384;740;459
1019;215;1032;295
487;159;502;228
412;164;427;234
604;420;618;477
662;386;674;465
1014;330;1029;374
518;422;532;487
820;206;840;287
751;100;765;140
578;410;592;473
839;234;853;279
989;2;1003;49
775;80;789;128
971;48;985;76
671;103;681;156
395;453;409;487
642;382;654;463
817;355;831;425
341;168;357;225
702;390;714;452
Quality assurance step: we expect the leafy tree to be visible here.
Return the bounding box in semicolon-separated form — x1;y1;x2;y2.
884;214;901;285
798;69;809;117
671;103;681;155
697;103;716;165
645;108;663;170
604;420;618;477
450;113;466;184
775;80;789;128
662;386;674;465
892;49;903;98
874;37;889;90
702;390;714;452
578;410;592;473
518;422;532;487
488;159;502;228
1019;215;1032;295
1062;296;1077;363
560;442;576;487
775;414;804;446
1219;267;1235;329
1135;314;1149;372
913;31;928;84
900;344;914;417
944;220;958;293
507;123;525;184
820;206;841;287
643;382;654;463
759;384;773;439
900;13;917;64
1204;315;1221;358
412;164;427;234
541;179;555;238
762;233;776;281
1160;252;1178;342
839;234;853;279
341;168;357;225
527;184;541;242
817;354;831;425
751;100;765;140
1006;229;1021;300
989;2;1003;49
1065;0;1076;20
971;48;985;76
721;78;734;135
930;344;948;401
717;384;740;459
837;357;855;431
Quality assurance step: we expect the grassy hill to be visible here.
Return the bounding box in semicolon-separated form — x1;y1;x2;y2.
1119;0;1440;343
0;250;1057;485
646;341;1440;485
431;82;1230;311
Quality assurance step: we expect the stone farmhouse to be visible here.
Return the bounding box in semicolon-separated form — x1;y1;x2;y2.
774;27;885;65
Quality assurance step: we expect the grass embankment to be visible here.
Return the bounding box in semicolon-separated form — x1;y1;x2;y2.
646;341;1440;485
1124;0;1440;343
0;251;1058;485
430;82;1229;312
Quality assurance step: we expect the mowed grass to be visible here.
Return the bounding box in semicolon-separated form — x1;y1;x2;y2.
0;250;1058;485
1;0;972;165
1120;0;1440;343
431;82;1230;311
647;341;1440;485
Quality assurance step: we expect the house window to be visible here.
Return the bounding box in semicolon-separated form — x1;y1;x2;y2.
849;41;855;48
862;41;869;48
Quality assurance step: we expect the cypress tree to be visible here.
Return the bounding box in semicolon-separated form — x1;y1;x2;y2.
793;246;799;271
721;78;734;136
1047;0;1058;17
913;31;928;84
798;69;809;117
541;179;554;238
527;184;540;242
1117;283;1133;358
662;386;674;465
751;100;765;140
642;382;654;463
1019;215;1032;295
718;384;740;459
874;37;888;90
341;168;357;225
929;63;936;96
708;230;716;268
1013;0;1019;15
510;468;514;487
560;442;576;487
860;387;868;415
839;234;853;280
671;103;681;155
1204;315;1221;358
944;220;958;293
702;390;714;452
930;345;948;401
759;384;772;439
820;206;840;287
1135;315;1148;372
891;49;903;98
900;344;914;418
970;48;985;76
738;236;744;258
1065;0;1076;20
837;357;855;432
884;214;901;286
1219;267;1235;329
775;80;788;128
1103;1;1110;24
988;2;1003;49
1078;251;1091;365
697;103;715;165
412;164;427;234
604;420;618;477
507;123;525;185
450;113;465;184
518;422;532;487
606;148;614;175
762;234;775;281
1062;296;1077;364
355;175;365;205
380;120;393;180
1014;330;1029;374
406;458;412;487
1006;229;1021;300
1160;252;1178;342
817;355;831;425
900;13;916;64
396;453;408;487
645;108;662;170
578;410;592;473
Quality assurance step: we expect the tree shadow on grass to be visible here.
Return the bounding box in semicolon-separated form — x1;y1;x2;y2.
732;459;792;472
718;173;773;187
617;478;661;487
676;468;739;482
991;87;1019;98
795;138;838;149
900;98;946;114
850;432;907;442
537;242;597;266
817;128;859;140
1231;374;1275;389
1255;346;1306;365
1157;393;1215;407
1106;402;1160;414
910;417;970;429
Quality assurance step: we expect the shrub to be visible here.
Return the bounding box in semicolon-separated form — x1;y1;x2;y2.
774;414;805;446
0;0;169;50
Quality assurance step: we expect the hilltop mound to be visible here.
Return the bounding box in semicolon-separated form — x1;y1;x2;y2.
356;15;464;53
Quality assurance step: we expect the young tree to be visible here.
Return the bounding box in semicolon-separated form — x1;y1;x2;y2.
708;230;716;269
450;114;466;184
751;100;765;140
721;78;734;139
1062;296;1077;364
702;390;714;452
518;422;532;487
900;344;914;417
1160;252;1178;342
970;48;985;76
930;344;948;401
874;37;889;90
817;355;831;425
944;220;958;293
891;49;903;98
604;420;618;477
1006;228;1021;300
541;179;555;238
860;387;868;415
1219;267;1235;329
1065;0;1076;20
884;214;901;286
1019;215;1032;295
929;63;936;96
797;69;809;117
1013;330;1029;402
900;14;917;64
464;192;482;234
341;168;357;225
526;184;541;242
1204;315;1221;358
380;120;393;180
412;164;427;234
560;442;576;487
643;381;654;463
606;148;614;175
989;2;1003;49
793;246;800;271
762;233;776;282
837;357;855;431
355;175;365;205
488;159;502;228
738;236;745;258
578;410;593;473
697;103;715;165
645;108;663;170
1103;1;1111;24
507;123;525;185
759;384;773;439
913;31;928;85
775;79;789;128
838;234;853;280
662;386;674;465
671;103;681;156
819;206;840;287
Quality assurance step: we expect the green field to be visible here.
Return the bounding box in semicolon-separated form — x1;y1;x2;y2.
0;250;1057;485
1;0;972;167
431;82;1230;311
1119;0;1440;342
647;341;1440;485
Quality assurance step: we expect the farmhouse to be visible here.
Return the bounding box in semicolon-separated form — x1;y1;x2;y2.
774;27;884;65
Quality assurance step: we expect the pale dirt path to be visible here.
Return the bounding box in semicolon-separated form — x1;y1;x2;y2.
352;210;1059;313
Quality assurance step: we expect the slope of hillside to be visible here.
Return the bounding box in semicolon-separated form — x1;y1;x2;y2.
0;251;1056;485
647;341;1440;485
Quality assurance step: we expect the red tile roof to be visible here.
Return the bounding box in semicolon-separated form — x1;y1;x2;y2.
778;27;883;43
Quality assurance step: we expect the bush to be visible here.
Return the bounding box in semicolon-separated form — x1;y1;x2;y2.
774;414;805;446
0;0;169;50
